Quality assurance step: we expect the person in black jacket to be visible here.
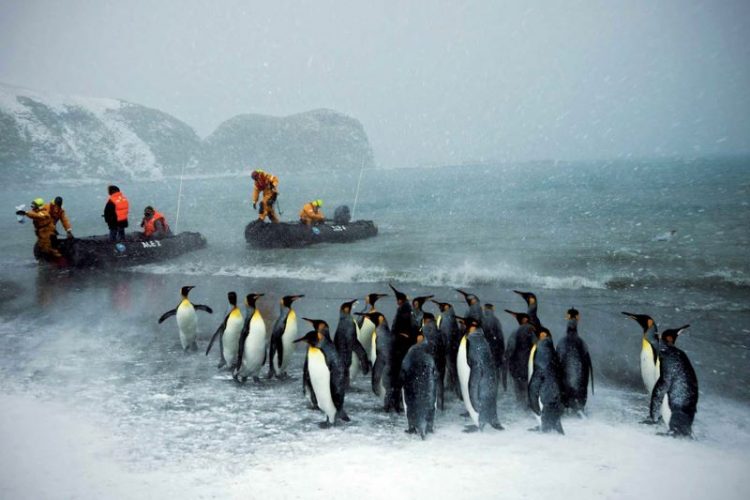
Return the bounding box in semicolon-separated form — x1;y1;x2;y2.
103;185;129;241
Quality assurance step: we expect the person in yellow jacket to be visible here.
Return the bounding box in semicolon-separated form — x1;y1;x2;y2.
251;169;280;223
299;199;325;226
16;198;63;260
46;196;74;239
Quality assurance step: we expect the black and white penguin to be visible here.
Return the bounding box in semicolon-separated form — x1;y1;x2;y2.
301;318;333;409
334;299;371;389
621;312;660;394
432;299;462;398
420;312;446;410
644;325;698;437
294;328;349;427
556;308;594;414
456;317;503;431
504;309;536;404
400;332;438;439
528;327;565;434
355;292;388;366
268;294;304;379
233;293;267;383
206;292;244;369
389;284;418;411
482;303;506;391
366;311;399;412
513;290;542;332
158;285;213;351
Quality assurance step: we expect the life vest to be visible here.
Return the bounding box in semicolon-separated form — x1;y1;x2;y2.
109;192;129;222
143;211;169;237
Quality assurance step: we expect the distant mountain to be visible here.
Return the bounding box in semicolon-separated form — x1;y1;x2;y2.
194;109;374;173
0;83;200;183
0;83;375;184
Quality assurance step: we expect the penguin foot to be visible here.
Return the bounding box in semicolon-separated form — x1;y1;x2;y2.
405;428;417;434
318;421;332;429
217;361;226;369
640;418;659;426
252;376;261;383
527;426;541;432
462;425;480;433
490;422;505;431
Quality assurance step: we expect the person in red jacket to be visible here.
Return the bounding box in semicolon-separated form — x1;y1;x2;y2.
251;169;280;223
140;206;172;240
103;185;129;241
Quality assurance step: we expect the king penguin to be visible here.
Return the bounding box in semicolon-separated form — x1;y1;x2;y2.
268;294;304;379
556;308;594;415
411;294;434;329
456;317;503;431
205;292;244;369
504;310;536;405
482;303;506;391
400;331;438;439
233;293;267;383
295;326;349;427
333;299;370;389
528;327;565;434
645;325;698;437
301;318;332;409
158;285;213;351
355;292;388;366
432;300;462;399
420;312;446;410
364;312;398;411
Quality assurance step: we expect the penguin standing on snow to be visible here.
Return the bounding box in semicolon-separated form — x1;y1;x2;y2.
432;300;462;398
390;284;419;412
456;317;503;431
556;308;594;414
233;293;267;383
268;294;304;379
528;327;565;434
333;299;371;389
364;312;399;412
295;325;350;427
400;331;438;439
420;312;446;410
158;286;213;351
301;318;332;409
513;290;542;332
206;292;244;369
621;312;660;394
643;325;698;437
504;310;536;404
482;303;506;391
355;292;387;366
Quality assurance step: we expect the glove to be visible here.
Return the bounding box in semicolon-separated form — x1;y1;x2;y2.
67;230;74;239
15;210;25;216
252;202;257;210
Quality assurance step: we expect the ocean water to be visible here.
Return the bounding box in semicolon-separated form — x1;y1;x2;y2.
0;157;748;497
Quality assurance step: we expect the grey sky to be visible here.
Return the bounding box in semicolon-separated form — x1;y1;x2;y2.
1;0;748;167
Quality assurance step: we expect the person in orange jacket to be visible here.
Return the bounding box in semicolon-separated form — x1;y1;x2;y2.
251;169;280;223
103;185;129;241
46;196;74;239
299;199;325;226
16;198;63;261
140;206;173;240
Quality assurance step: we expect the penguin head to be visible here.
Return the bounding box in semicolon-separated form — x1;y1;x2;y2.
303;317;330;334
294;330;321;347
456;315;479;331
536;326;552;340
412;295;434;310
282;294;304;308
621;312;657;332
661;324;690;345
566;307;580;320
504;309;530;325
366;293;387;306
181;285;195;298
431;300;452;312
340;299;358;314
422;312;436;324
513;290;537;306
227;291;238;307
455;288;479;305
484;303;495;311
245;293;264;308
357;311;386;326
389;283;408;304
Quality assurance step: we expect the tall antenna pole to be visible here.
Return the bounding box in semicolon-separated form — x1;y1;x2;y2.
351;154;366;220
173;161;187;232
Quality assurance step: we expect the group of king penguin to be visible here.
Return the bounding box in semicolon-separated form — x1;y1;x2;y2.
156;283;699;439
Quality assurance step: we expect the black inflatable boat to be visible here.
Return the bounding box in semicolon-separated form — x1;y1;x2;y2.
245;219;377;248
35;232;207;268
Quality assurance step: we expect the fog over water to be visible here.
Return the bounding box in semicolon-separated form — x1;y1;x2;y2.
1;0;748;166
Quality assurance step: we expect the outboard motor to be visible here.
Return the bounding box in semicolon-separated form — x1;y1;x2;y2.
333;205;351;224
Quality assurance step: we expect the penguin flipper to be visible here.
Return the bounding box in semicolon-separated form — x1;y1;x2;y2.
194;304;213;314
586;350;594;395
234;318;251;371
528;372;542;415
371;357;385;396
206;315;229;355
158;308;177;324
353;338;371;375
468;367;481;414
